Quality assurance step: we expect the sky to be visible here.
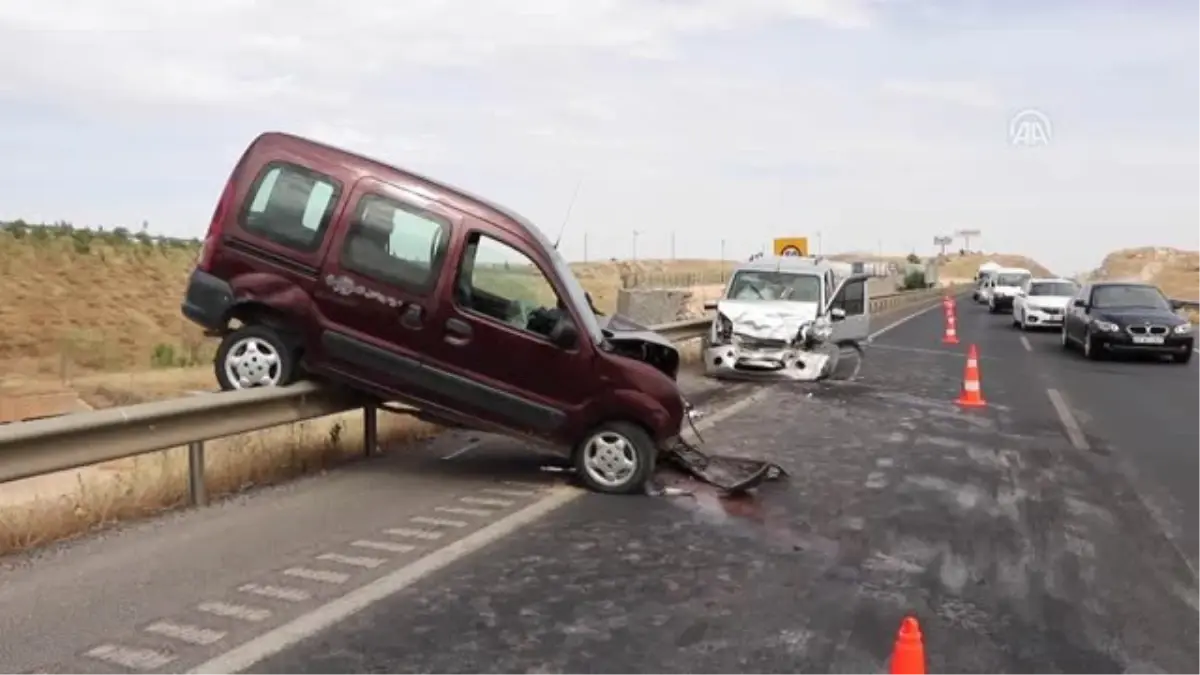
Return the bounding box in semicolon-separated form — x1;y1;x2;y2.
0;0;1196;276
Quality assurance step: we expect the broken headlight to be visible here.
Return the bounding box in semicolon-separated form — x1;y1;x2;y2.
811;317;834;341
712;312;733;345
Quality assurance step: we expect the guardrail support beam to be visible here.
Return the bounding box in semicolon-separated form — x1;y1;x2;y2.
187;441;207;507
363;405;378;457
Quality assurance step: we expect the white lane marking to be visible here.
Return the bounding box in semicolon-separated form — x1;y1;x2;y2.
283;567;350;584
440;439;481;460
316;553;387;569
239;583;311;603
145;621;227;646
385;527;444;540
868;295;955;340
483;487;539;498
188;486;586;674
1046;388;1090;451
460;496;514;508
867;344;979;359
1020;336;1033;352
198;601;272;622
351;539;416;554
436;506;494;517
501;480;545;489
86;644;175;670
412;516;468;528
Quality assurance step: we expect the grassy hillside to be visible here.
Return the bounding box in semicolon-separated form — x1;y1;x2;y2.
935;252;1054;281
0;221;735;385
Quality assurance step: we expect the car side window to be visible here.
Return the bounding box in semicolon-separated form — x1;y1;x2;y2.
242;162;341;252
833;279;867;315
455;232;564;339
340;193;449;292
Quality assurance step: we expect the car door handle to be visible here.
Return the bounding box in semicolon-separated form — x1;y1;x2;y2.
444;318;472;346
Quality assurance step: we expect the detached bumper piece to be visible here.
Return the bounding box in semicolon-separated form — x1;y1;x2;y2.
660;439;788;494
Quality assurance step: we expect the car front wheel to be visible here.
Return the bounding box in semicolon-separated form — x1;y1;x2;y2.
1083;328;1103;360
215;325;299;391
573;421;657;495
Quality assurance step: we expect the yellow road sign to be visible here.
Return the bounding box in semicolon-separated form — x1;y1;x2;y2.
773;237;809;257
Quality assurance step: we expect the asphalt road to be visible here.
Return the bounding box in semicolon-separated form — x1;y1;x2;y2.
249;296;1199;674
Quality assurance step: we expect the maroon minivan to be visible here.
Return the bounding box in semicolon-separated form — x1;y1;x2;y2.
181;132;687;494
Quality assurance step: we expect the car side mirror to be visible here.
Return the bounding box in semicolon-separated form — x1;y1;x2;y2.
1169;298;1184;310
549;315;579;349
703;301;718;311
1072;299;1087;308
829;307;847;321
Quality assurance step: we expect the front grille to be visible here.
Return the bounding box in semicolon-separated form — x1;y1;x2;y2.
1041;307;1063;316
735;335;789;350
1128;324;1169;336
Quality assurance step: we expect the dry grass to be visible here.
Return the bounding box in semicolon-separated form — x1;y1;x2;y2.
0;409;439;556
1089;246;1199;324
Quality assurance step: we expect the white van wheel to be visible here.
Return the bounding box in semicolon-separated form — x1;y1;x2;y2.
574;421;656;495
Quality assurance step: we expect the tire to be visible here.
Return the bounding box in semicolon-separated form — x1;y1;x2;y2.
215;324;299;391
1083;328;1103;361
1012;310;1021;328
573;421;657;495
1060;326;1072;350
988;300;997;314
1172;350;1193;364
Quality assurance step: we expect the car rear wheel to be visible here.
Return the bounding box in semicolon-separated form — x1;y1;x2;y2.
573;421;656;495
215;325;299;391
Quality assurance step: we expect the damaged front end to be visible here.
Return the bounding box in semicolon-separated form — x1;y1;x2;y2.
703;300;840;382
599;312;787;494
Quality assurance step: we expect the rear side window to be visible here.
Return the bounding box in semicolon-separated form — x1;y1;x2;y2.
341;193;449;292
241;162;341;252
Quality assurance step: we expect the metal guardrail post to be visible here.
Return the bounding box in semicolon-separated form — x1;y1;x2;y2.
187;441;207;507
363;405;378;457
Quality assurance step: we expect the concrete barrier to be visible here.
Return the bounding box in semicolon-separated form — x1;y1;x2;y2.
616;288;695;325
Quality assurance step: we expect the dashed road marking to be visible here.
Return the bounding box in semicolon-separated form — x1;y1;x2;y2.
144;621;227;646
460;496;514;508
351;539;416;554
384;527;444;540
436;505;493;517
198;602;271;622
85;644;175;670
412;516;468;528
283;567;350;584
483;487;538;498
1046;388;1090;451
440;439;481;460
1020;335;1032;352
501;480;545;490
316;553;387;569
238;583;311;602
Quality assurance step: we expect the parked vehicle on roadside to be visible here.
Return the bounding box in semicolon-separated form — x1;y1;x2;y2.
1061;281;1194;363
1011;277;1078;331
179;131;782;494
987;267;1032;313
700;256;870;382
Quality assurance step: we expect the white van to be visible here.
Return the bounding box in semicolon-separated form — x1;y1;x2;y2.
986;267;1033;313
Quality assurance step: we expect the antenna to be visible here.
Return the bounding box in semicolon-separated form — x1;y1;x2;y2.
552;177;583;250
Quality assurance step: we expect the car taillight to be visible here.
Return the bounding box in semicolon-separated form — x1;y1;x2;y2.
198;177;234;272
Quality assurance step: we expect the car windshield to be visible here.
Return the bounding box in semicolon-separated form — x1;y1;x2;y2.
520;220;605;345
1091;285;1171;311
1029;282;1077;297
726;271;823;302
996;273;1030;287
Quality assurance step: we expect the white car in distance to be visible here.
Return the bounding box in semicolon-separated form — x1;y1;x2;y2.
1012;277;1079;331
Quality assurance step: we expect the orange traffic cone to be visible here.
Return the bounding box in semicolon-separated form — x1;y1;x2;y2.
942;313;959;344
889;616;926;674
955;344;987;408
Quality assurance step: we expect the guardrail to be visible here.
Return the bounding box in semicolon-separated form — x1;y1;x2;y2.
0;286;951;507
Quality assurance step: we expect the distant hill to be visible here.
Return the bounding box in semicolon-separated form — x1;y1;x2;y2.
1087;246;1198;301
935;253;1054;282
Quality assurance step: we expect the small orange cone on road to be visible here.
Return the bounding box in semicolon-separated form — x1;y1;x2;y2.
942;313;959;344
955;344;987;408
889;616;927;674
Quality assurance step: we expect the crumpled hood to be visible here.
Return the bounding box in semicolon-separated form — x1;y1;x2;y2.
598;313;677;350
1026;296;1071;310
717;299;820;341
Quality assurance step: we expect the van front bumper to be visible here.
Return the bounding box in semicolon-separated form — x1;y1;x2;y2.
181;269;235;332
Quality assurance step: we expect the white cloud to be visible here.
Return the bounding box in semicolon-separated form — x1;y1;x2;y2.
0;0;1195;274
